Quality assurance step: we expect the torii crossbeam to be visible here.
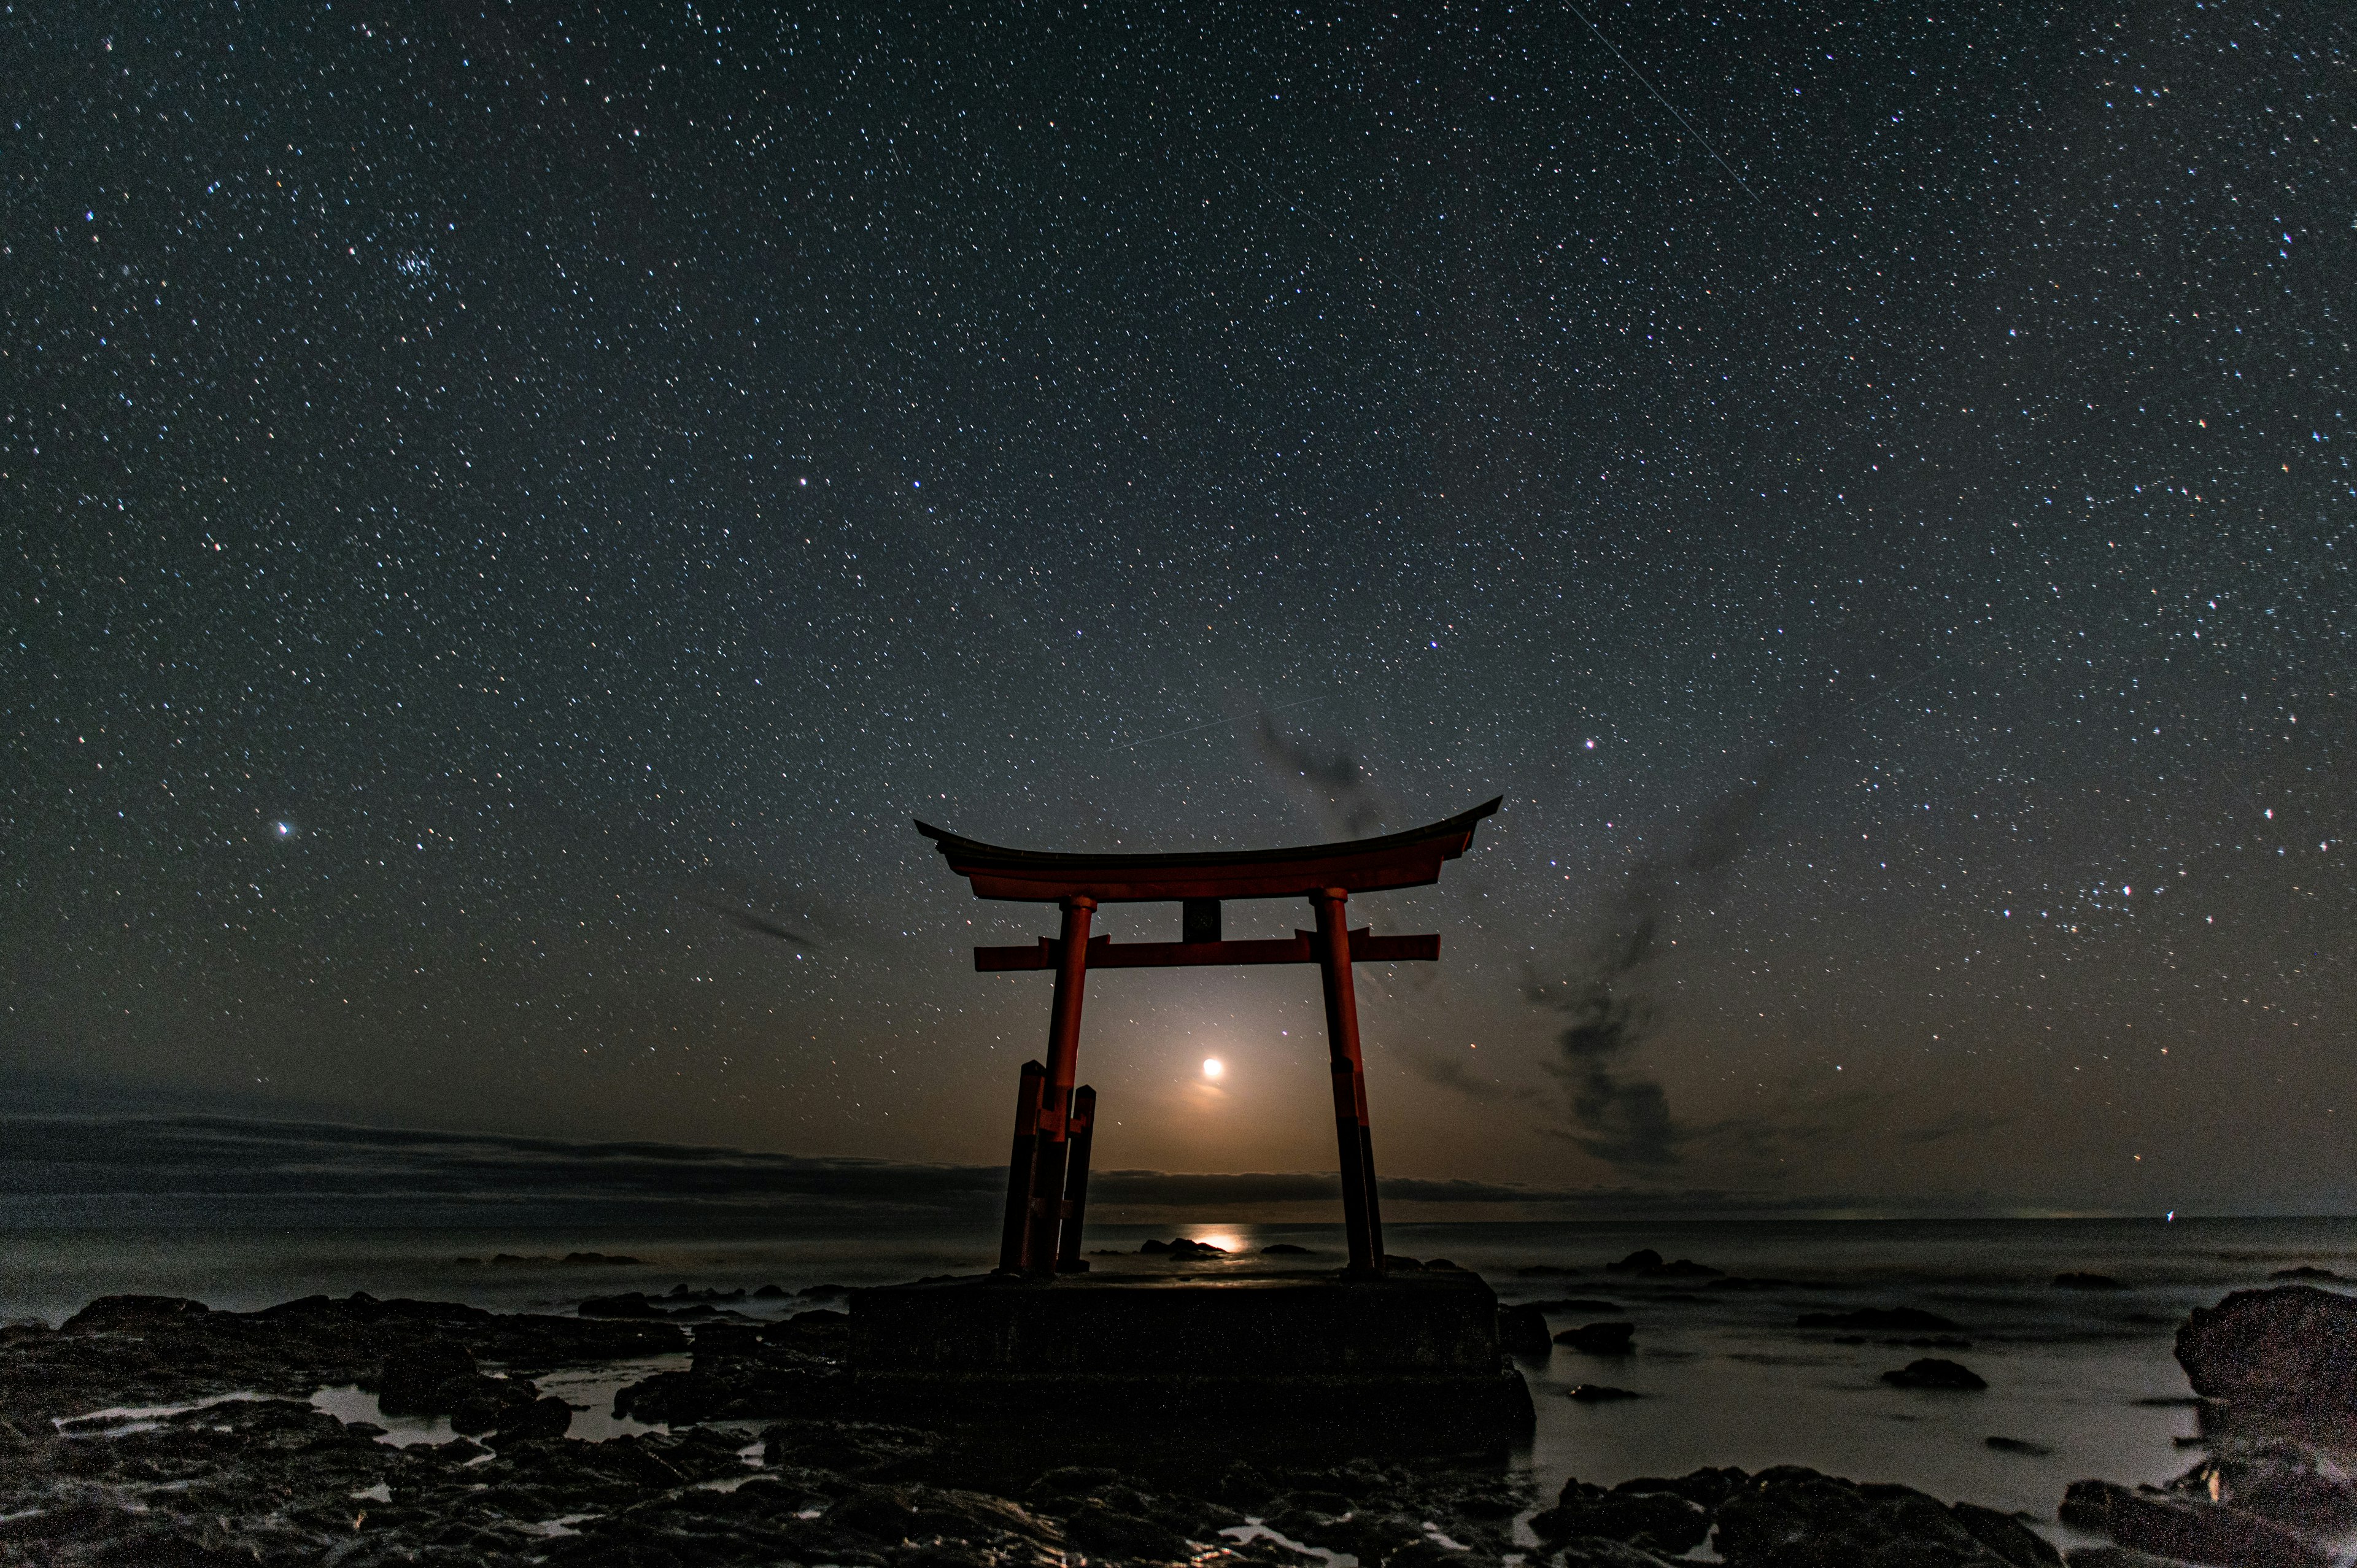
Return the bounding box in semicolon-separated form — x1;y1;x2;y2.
916;797;1501;1278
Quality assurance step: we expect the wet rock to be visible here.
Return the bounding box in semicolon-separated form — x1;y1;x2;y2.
1566;1385;1644;1402
1643;1259;1723;1280
2059;1478;2329;1568
762;1417;938;1478
1138;1237;1227;1257
1612;1467;1749;1512
58;1294;212;1334
2175;1286;2357;1413
1061;1497;1192;1559
490;1394;576;1443
2062;1550;2209;1568
613;1368;731;1425
2166;1440;2357;1533
1717;1466;2061;1567
1496;1303;1553;1356
1532;1480;1709;1553
1797;1306;1964;1332
1555;1322;1635;1354
1884;1358;1989;1391
376;1339;480;1414
1557;1540;1682;1567
2056;1273;2127;1290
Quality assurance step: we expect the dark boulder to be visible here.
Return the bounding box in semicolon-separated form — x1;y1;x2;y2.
2270;1266;2347;1283
1261;1243;1312;1255
59;1295;211;1334
1606;1249;1665;1273
579;1292;668;1318
614;1369;732;1426
1716;1466;2061;1567
1989;1437;2055;1456
2175;1287;2357;1412
1645;1259;1724;1280
1061;1498;1192;1559
2169;1442;2357;1532
376;1340;479;1415
492;1394;576;1443
1497;1303;1554;1356
1532;1481;1709;1553
1884;1358;1989;1391
1556;1321;1636;1354
2060;1478;2329;1568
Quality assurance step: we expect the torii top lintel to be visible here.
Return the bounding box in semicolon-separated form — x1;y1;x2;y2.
913;796;1503;904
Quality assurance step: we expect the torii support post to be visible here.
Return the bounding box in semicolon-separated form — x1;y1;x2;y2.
996;1060;1047;1274
1018;895;1095;1275
1314;888;1385;1275
1056;1084;1098;1273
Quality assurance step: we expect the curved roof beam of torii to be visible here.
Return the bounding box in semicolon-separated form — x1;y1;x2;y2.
914;796;1502;904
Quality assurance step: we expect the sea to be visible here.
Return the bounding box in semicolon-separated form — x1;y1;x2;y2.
7;1212;2352;1539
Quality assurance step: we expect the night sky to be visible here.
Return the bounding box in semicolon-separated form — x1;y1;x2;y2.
7;1;2351;1219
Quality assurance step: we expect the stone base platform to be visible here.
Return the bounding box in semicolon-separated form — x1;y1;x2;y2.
849;1268;1533;1453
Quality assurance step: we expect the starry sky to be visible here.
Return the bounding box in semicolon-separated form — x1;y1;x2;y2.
6;0;2351;1219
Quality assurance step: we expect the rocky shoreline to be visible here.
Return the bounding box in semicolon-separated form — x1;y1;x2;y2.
2;1282;2351;1567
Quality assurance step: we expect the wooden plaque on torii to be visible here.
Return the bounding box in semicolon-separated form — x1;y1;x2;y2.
916;797;1502;1278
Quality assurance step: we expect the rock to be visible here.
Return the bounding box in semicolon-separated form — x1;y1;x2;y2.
2269;1266;2348;1282
1797;1306;1964;1332
58;1295;211;1334
1716;1466;2061;1567
754;1283;789;1298
614;1369;732;1425
1884;1358;1989;1391
2059;1478;2329;1568
1566;1385;1644;1402
1533;1481;1710;1553
1557;1542;1682;1567
1381;1255;1426;1270
1606;1249;1665;1273
1497;1304;1554;1356
799;1283;851;1297
1061;1497;1192;1559
1613;1468;1748;1511
579;1291;668;1318
2175;1286;2357;1412
1139;1237;1228;1258
1555;1321;1636;1354
1989;1436;2055;1456
375;1339;480;1414
2056;1272;2127;1290
1261;1243;1312;1254
2168;1440;2357;1532
492;1394;576;1443
1644;1259;1724;1280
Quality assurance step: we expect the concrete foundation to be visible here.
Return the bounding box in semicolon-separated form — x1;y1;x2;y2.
850;1267;1533;1452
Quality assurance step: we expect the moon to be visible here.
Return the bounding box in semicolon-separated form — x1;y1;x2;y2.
1202;1057;1223;1079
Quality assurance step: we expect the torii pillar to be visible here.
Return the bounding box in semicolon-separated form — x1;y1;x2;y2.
916;797;1501;1277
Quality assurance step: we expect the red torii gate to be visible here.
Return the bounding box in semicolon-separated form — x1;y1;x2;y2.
916;797;1501;1279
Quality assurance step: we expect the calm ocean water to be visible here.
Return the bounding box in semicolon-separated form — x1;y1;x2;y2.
7;1214;2352;1530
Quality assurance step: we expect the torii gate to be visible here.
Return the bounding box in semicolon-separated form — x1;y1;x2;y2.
916;797;1501;1280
